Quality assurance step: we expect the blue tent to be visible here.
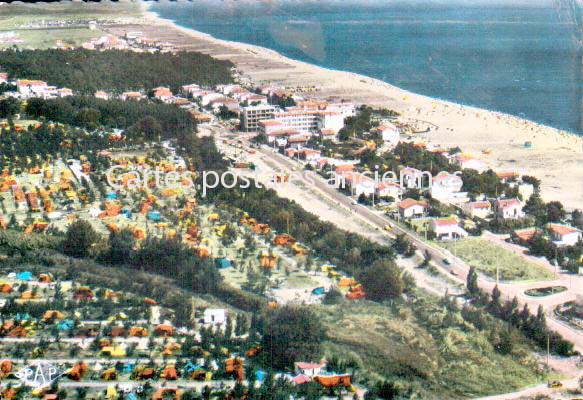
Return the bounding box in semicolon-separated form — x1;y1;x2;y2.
57;320;74;331
15;313;31;322
123;363;135;374
312;287;326;296
184;361;203;373
147;211;161;221
126;394;138;400
255;370;266;382
106;192;117;200
215;258;232;269
16;271;32;281
122;209;132;219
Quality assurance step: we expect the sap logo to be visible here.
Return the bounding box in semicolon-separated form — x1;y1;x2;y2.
15;362;62;388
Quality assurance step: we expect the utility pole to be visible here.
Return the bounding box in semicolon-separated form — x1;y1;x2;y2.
546;333;550;369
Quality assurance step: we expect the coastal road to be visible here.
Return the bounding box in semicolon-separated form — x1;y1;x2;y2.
214;127;583;355
257;145;583;347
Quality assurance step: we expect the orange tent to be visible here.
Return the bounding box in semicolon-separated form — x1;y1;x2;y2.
0;360;13;377
154;324;174;337
139;368;156;380
129;327;149;337
274;234;295;246
259;253;277;269
43;310;65;322
0;283;12;294
144;297;158;306
161;365;179;380
225;358;245;381
314;374;352;388
152;389;181;400
67;362;87;381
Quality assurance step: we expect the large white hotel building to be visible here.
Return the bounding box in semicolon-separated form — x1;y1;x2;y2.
241;101;355;136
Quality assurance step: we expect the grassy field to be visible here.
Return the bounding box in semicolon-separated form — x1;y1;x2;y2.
316;298;544;398
439;237;554;281
0;2;142;49
0;28;103;49
0;2;142;28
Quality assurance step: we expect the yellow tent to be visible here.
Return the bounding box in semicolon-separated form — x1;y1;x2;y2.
106;385;118;399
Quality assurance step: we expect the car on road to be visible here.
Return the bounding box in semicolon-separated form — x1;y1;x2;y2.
384;224;393;232
443;258;451;266
547;381;563;389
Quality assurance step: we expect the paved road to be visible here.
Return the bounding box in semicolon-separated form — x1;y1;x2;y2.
214;129;583;354
212;127;583;399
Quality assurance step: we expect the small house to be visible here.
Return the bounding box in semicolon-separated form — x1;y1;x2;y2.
294;361;326;377
461;201;492;219
512;227;540;245
430;217;468;241
204;308;226;325
398;198;427;219
494;198;524;219
547;224;582;247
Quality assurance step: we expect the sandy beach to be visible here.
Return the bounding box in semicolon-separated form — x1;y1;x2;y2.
106;6;582;210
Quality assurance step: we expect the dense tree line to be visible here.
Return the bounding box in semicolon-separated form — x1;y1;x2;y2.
23;96;227;172
261;306;326;369
466;269;574;356
206;185;396;279
0;121;111;172
0;49;233;93
61;223;264;311
25;96;194;141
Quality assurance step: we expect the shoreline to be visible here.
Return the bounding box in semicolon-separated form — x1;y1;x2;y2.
132;4;583;209
142;4;578;137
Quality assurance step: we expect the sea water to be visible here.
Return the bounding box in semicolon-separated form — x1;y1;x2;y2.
152;0;582;134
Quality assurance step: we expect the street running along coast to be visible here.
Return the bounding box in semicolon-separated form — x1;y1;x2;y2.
100;3;583;210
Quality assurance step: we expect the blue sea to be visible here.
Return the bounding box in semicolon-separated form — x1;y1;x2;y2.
151;1;582;134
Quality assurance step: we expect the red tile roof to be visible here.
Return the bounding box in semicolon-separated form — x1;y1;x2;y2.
398;198;427;210
514;227;539;241
548;224;578;236
433;217;458;227
469;201;491;210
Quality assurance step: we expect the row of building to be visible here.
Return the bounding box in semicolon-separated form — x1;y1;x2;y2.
1;77;73;100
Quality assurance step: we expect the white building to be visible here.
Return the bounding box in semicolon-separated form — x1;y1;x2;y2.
181;83;201;95
398;198;427;219
451;154;487;173
203;309;226;326
461;201;492;219
241;105;277;132
517;183;534;200
547;224;582;247
375;123;400;146
375;180;402;200
57;88;73;98
294;362;326;377
200;92;223;106
95;90;110;100
320;128;338;142
152;87;173;102
16;79;49;97
400;167;429;189
430;172;463;201
344;172;375;197
494;198;525;219
300;149;322;162
431;217;468;241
